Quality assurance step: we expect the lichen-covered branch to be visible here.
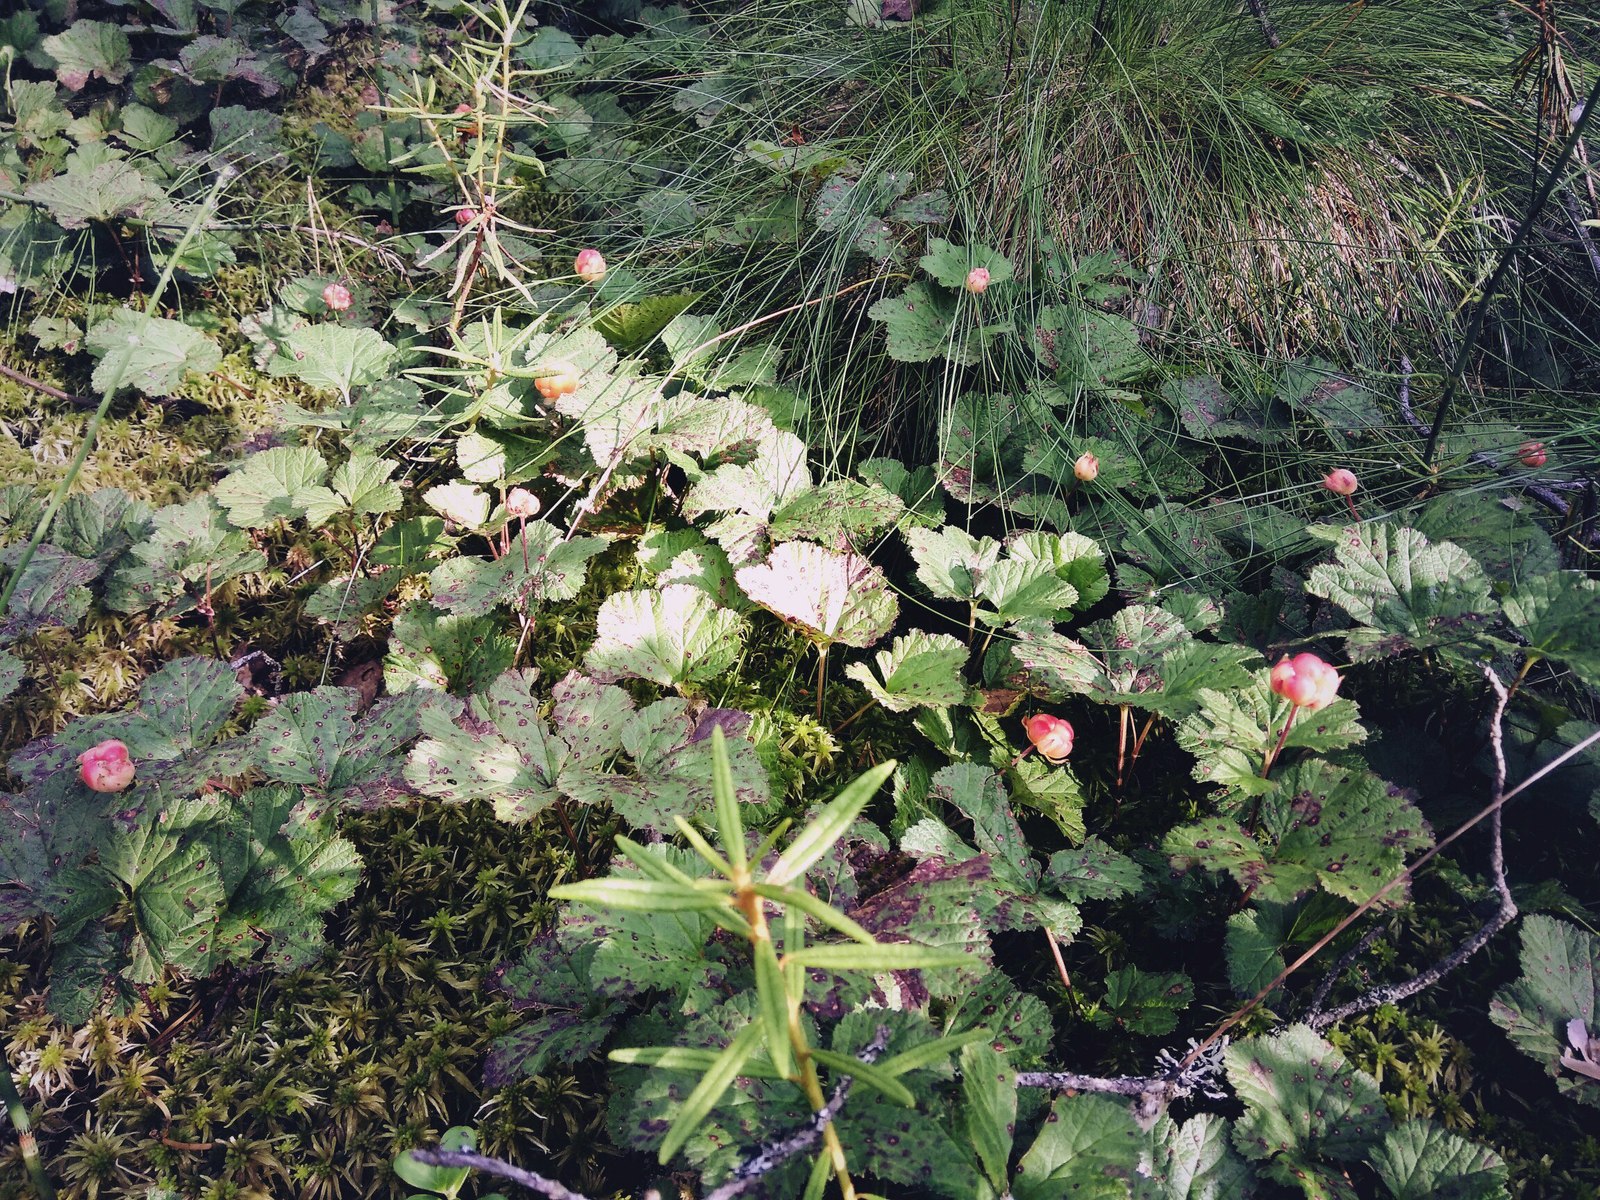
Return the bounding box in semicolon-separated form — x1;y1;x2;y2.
408;1027;894;1200
403;1150;593;1200
704;1025;892;1200
1016;1037;1229;1120
1307;668;1517;1029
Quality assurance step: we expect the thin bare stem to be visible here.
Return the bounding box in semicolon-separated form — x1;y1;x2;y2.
1307;669;1517;1028
1181;677;1600;1071
0;362;95;409
1044;927;1074;993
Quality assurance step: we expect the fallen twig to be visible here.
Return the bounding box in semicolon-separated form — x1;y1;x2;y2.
408;1026;895;1200
1307;668;1517;1028
1016;1037;1228;1120
0;362;96;410
703;1024;892;1200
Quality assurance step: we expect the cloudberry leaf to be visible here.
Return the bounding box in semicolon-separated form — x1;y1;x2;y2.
736;542;897;649
85;309;222;397
1166;761;1428;907
267;323;398;400
584;585;746;691
103;497;266;615
1013;1093;1145;1200
1489;915;1600;1109
429;520;609;618
1306;524;1496;662
383;602;514;694
843;630;969;712
213;446;329;528
902;524;1002;603
1501;571;1600;687
1368;1120;1508;1200
1227;1025;1392;1198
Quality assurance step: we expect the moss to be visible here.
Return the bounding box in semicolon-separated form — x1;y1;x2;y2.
0;801;610;1200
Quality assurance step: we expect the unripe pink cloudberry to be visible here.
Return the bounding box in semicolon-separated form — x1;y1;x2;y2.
504;487;540;518
964;267;991;294
1074;453;1099;482
1518;441;1546;468
1022;713;1075;764
322;282;351;312
574;248;607;284
1323;469;1358;496
78;739;135;793
1269;653;1341;712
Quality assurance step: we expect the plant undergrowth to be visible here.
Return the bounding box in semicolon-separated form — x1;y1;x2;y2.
2;1;1600;1198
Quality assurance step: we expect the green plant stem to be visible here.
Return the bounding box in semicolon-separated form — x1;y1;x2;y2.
0;1062;54;1200
1260;705;1299;781
814;643;829;724
1422;71;1600;467
733;878;858;1199
370;0;401;228
0;171;228;620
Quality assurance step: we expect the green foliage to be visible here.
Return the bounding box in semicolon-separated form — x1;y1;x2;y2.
1305;525;1496;662
1490;915;1600;1109
0;1;1591;1194
585;584;746;690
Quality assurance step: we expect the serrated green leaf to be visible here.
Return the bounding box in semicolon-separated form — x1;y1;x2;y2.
102;497;265;615
859;458;944;528
843;630;969;712
0;649;21;704
267;323;398;399
42;19;132;89
920;238;1015;290
584;585;745;690
213;446;329;528
1224;903;1291;999
768;479;905;546
1306;524;1496;662
429;521;608;617
1047;839;1144;903
85;310;222;398
1166;761;1427;906
299;452;403;524
8;656;243;790
1502;572;1600;687
1174;669;1366;792
212;785;360;971
867;282;959;363
1489;915;1600;1109
975;557;1079;627
1013;1093;1145;1200
1368;1121;1507;1200
383;602;514;694
903;525;1002;603
735;542;898;649
1139;1113;1254;1200
1228;1026;1392;1196
1094;965;1193;1036
250;687;435;812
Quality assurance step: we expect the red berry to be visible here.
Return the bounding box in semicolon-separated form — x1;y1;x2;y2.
1518;441;1546;468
